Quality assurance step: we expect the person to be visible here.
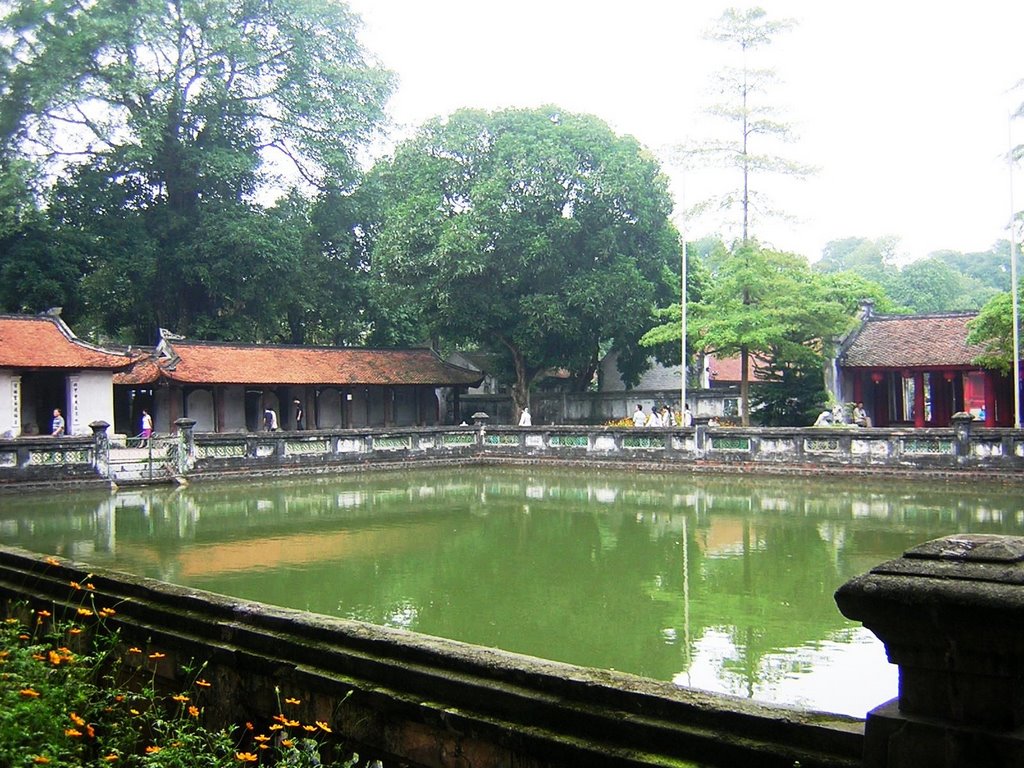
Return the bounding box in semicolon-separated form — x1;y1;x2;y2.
661;405;673;426
632;403;646;427
294;400;304;430
853;402;871;428
646;406;662;427
813;409;833;427
264;407;278;431
518;407;532;426
682;404;693;427
140;409;153;439
50;408;65;436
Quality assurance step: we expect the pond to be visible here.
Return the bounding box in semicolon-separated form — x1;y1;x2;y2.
2;466;1021;718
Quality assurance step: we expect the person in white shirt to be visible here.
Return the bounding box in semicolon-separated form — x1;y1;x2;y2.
632;404;647;427
518;407;532;426
646;406;662;427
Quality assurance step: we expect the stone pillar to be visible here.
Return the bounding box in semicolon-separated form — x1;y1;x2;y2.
89;420;110;478
951;411;974;464
174;418;197;475
835;534;1024;767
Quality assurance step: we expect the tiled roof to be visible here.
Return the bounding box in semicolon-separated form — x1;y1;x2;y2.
115;341;484;387
0;314;133;370
706;354;772;383
839;313;984;368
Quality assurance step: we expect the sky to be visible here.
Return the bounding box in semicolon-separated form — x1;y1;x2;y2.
344;0;1024;265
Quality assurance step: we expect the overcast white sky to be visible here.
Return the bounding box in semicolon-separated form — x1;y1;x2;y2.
345;1;1023;264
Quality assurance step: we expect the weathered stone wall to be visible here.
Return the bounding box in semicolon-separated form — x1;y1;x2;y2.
0;545;863;768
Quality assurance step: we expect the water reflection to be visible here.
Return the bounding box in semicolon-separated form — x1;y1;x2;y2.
2;469;1022;717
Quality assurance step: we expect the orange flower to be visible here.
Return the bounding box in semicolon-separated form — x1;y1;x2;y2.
235;752;258;763
188;706;199;718
37;610;52;618
86;724;95;738
284;697;301;705
69;713;86;727
65;728;83;738
148;652;165;660
77;608;93;617
32;653;46;662
245;721;254;731
99;607;116;617
195;678;211;688
302;724;316;732
69;581;81;590
85;583;96;590
103;755;119;762
44;556;61;565
69;627;83;635
253;735;271;743
128;647;142;654
281;739;294;748
145;746;161;754
171;694;189;703
316;721;332;733
20;688;40;698
48;650;63;666
32;757;51;764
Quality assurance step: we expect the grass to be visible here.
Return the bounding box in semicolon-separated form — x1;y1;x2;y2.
0;591;365;768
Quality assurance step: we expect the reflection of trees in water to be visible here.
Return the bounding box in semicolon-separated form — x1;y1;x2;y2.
2;466;1022;699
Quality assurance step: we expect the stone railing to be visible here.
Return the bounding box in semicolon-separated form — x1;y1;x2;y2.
0;545;863;768
2;414;1021;489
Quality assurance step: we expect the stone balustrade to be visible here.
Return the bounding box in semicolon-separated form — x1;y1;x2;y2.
1;414;1022;489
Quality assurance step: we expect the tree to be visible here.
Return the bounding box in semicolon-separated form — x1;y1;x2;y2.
689;7;810;244
643;244;855;425
0;0;392;339
371;107;681;418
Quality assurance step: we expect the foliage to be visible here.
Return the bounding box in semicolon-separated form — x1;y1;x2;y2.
370;106;682;413
0;0;392;342
686;7;811;244
966;290;1022;374
0;592;360;767
643;243;856;425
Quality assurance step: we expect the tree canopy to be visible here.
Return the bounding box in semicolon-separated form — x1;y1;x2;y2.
0;0;393;342
370;106;681;415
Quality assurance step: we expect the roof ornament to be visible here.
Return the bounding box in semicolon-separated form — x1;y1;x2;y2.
159;327;186;341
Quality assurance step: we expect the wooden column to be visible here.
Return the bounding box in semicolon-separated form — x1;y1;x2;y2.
913;372;925;428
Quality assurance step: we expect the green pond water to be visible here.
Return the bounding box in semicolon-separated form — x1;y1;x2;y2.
2;466;1022;717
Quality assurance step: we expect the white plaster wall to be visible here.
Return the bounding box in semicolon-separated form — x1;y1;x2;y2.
0;371;15;437
70;371;115;435
220;386;246;431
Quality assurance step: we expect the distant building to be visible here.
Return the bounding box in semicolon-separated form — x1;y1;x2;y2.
833;307;1017;427
0;312;132;437
114;330;484;434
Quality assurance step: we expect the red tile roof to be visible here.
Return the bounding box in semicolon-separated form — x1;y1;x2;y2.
0;314;132;370
839;313;984;369
706;354;772;383
115;340;484;387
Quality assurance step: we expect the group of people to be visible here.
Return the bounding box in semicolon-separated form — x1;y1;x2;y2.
631;403;693;427
262;400;305;432
813;402;872;428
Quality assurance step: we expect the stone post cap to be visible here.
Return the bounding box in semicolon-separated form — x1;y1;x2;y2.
88;421;110;432
836;534;1024;729
174;418;197;428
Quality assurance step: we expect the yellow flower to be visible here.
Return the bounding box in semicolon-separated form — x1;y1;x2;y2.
103;755;119;762
253;735;271;743
69;713;86;726
171;694;189;703
20;688;40;698
48;650;63;665
281;739;294;748
128;647;142;654
284;697;301;705
37;610;52;618
145;746;161;754
188;706;199;718
235;752;258;763
195;678;211;688
85;583;96;590
65;728;83;738
99;607;116;617
32;757;51;764
259;744;269;750
70;581;81;590
148;652;165;660
302;724;316;732
32;653;46;662
69;627;83;635
130;709;140;716
268;724;284;731
316;721;332;733
77;608;94;617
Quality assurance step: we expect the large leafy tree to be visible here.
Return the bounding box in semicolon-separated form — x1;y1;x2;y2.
371;106;681;417
0;0;392;341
